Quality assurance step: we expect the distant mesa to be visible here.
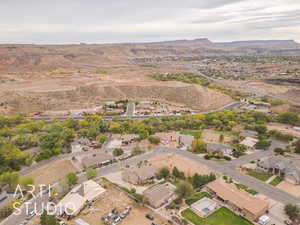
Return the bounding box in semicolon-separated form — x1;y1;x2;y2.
215;39;299;47
144;38;212;46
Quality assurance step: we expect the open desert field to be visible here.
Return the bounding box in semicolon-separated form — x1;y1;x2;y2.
150;153;217;177
27;160;79;186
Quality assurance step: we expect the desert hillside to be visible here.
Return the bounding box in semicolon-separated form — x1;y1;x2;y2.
0;38;299;115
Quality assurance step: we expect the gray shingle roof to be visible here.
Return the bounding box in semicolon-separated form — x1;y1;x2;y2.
258;156;300;183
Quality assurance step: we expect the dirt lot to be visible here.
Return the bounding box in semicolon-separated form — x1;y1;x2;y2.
267;123;300;139
150;153;217;177
27;160;79;186
202;129;233;143
277;181;300;197
69;182;169;225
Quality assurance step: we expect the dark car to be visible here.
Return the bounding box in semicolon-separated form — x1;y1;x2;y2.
0;196;8;202
145;214;154;220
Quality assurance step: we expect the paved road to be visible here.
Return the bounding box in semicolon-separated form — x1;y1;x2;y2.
125;102;135;117
227;150;274;168
187;63;300;106
157;147;300;205
4;146;300;225
27;100;242;121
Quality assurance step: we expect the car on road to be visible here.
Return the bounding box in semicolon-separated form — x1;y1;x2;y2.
145;214;154;220
0;195;8;202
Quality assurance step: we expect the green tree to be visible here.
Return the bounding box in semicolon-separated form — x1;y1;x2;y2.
255;138;271;150
66;172;78;186
86;168;97;180
172;167;185;180
157;167;170;179
219;134;224;143
284;204;300;221
0;204;14;219
40;210;60;225
148;136;160;144
113;148;124;156
20;177;34;191
96;135;107;144
278;112;299;125
191;138;207;153
254;124;267;134
175;181;194;199
131;146;144;156
192;173;216;188
0;172;20;190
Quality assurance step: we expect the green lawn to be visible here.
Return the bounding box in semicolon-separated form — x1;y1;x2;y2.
181;130;202;138
234;183;258;195
181;207;253;225
246;169;273;181
270;176;283;186
185;192;212;205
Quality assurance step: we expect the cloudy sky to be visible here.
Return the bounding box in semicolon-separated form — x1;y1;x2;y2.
1;0;300;44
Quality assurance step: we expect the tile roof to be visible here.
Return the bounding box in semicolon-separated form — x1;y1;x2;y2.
207;180;268;216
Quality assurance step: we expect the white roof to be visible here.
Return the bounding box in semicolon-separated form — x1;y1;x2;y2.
59;193;86;216
73;180;106;202
241;137;258;148
59;180;106;215
259;215;270;223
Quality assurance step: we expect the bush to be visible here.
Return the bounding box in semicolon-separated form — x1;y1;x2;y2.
148;136;160;144
274;148;285;155
204;155;211;160
223;156;232;161
66;172;78;186
113;148;124;156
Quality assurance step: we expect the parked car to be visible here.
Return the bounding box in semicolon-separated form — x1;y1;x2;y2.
146;214;154;220
0;196;8;202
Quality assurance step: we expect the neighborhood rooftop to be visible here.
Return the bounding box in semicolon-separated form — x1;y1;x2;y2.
143;183;175;208
258;156;300;184
207;143;233;152
81;152;113;168
206;180;269;219
122;164;157;184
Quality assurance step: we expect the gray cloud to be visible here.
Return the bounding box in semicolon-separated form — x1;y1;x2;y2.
0;0;299;44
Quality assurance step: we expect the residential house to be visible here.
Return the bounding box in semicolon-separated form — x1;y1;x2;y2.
122;165;157;185
241;137;258;150
257;156;300;185
207;143;234;156
143;183;176;208
59;180;106;216
206;180;269;221
81;152;113;169
177;134;194;150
